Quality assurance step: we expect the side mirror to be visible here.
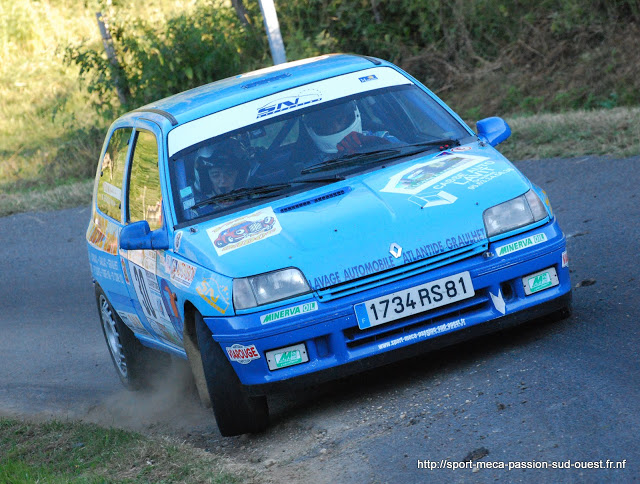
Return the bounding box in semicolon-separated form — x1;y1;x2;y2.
120;220;169;250
476;117;511;147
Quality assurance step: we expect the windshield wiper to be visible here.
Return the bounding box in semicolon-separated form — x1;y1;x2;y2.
192;184;289;208
398;138;460;155
301;148;401;174
301;139;460;175
192;176;345;209
290;174;346;183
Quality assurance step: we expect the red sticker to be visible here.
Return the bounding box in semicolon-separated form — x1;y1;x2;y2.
226;344;261;364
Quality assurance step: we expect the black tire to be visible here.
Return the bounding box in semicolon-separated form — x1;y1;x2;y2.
551;302;573;322
195;311;269;436
96;286;154;390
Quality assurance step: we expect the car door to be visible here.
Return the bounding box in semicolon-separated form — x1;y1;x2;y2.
123;120;183;349
87;125;143;324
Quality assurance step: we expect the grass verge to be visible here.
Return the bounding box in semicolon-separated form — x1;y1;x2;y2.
0;417;239;483
500;106;640;161
1;106;638;219
0;180;94;218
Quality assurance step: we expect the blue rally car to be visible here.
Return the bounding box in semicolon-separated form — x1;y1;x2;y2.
87;54;571;436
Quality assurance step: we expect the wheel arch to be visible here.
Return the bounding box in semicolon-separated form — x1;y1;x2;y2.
183;300;212;408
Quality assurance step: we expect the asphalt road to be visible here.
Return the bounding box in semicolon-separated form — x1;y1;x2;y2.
1;156;638;483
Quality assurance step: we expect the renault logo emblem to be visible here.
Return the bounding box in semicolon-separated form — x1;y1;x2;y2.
389;243;402;259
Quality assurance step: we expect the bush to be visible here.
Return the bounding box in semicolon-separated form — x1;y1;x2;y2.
65;1;269;118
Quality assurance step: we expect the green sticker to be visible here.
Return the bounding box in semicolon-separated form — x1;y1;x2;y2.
528;272;553;293
496;233;547;257
260;301;318;324
275;350;303;368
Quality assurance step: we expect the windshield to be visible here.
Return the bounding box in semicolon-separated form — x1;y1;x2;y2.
168;82;470;225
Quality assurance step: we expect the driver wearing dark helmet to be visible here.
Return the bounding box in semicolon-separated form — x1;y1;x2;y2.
191;139;250;213
303;100;400;156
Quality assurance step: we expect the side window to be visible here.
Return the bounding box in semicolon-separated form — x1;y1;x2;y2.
128;129;163;231
97;127;132;220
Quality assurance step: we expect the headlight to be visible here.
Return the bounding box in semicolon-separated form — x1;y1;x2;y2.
233;268;311;310
483;190;548;238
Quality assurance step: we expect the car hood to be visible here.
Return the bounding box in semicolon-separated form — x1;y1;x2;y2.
176;144;532;288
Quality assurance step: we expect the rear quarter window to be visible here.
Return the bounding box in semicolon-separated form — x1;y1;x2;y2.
97;127;132;221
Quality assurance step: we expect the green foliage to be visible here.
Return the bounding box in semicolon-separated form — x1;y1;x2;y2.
65;1;269;116
62;0;640;119
274;0;639;70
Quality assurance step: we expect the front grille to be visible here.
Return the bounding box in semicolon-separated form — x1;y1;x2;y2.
316;241;487;301
344;289;489;350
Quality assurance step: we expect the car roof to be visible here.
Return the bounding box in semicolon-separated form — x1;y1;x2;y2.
131;54;391;128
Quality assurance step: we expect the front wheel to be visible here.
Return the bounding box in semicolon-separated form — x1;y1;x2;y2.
195;311;268;436
551;302;573;322
96;286;154;390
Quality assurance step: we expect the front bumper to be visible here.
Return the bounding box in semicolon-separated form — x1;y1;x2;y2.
205;219;571;394
244;291;571;395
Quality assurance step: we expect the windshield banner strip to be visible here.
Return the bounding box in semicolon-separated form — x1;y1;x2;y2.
168;67;412;157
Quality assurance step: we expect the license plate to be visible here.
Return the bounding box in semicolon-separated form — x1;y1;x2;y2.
265;343;309;371
523;267;558;295
354;271;474;329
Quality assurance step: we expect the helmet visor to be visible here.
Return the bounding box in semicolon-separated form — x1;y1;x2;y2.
304;103;356;136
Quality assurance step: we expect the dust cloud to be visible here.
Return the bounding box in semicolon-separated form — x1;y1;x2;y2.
83;357;217;437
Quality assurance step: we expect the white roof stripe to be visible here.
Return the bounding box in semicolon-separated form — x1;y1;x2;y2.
167;67;411;157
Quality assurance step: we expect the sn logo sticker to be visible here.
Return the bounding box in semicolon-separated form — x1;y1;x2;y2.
256;91;322;119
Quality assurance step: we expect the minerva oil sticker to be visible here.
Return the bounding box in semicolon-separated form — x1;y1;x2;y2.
260;301;318;324
495;233;547;257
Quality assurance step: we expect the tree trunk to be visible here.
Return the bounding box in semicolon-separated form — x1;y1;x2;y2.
96;12;130;106
232;0;251;27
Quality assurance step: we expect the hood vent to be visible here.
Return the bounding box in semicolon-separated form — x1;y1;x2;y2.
276;187;352;214
242;72;291;89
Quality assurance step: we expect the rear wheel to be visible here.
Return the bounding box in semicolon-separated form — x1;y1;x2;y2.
96;286;154;390
195;311;269;436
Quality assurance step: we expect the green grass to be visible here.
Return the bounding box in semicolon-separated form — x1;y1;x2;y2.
0;179;94;217
0;417;240;483
500;106;640;161
0;0;101;189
